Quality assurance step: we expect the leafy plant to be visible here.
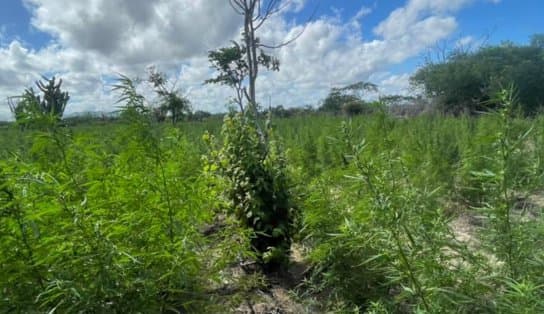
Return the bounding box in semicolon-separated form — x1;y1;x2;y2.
467;88;544;287
204;112;296;271
111;74;149;119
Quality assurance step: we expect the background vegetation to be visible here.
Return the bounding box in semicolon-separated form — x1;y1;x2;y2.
411;35;544;115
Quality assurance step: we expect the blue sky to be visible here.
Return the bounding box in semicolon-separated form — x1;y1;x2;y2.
291;0;542;44
0;1;47;47
0;0;542;120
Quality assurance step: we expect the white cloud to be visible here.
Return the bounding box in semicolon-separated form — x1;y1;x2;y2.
456;35;475;47
0;0;484;120
374;0;471;39
282;0;307;13
24;0;241;64
354;6;373;20
378;73;413;96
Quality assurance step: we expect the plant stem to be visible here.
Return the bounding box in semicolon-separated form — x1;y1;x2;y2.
392;230;431;312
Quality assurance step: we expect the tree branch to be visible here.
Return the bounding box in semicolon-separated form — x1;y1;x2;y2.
256;3;318;47
254;0;286;29
229;0;245;15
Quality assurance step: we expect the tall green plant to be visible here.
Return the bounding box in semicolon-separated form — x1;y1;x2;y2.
112;74;149;120
204;112;296;271
302;115;492;312
0;74;246;312
470;88;538;277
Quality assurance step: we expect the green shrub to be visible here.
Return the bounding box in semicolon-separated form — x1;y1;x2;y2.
204;112;296;271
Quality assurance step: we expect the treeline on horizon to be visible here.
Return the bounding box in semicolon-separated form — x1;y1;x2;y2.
4;33;544;127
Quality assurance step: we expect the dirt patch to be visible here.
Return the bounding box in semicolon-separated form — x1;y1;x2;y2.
234;287;307;314
517;192;544;220
528;192;544;208
449;190;544;246
448;190;544;270
450;212;482;248
225;244;314;314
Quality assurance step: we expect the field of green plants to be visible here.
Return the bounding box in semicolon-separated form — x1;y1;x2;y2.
2;90;544;313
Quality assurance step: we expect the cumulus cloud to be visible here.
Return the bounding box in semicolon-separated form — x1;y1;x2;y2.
281;0;307;13
0;0;486;120
24;0;241;64
373;0;471;39
378;73;413;96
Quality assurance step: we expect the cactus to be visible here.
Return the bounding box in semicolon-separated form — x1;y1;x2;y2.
34;76;70;118
8;76;70;124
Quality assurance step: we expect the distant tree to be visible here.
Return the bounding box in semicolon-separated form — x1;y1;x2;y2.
411;35;544;115
8;76;69;124
381;95;431;117
147;67;191;124
319;81;378;114
264;105;316;117
264;105;287;118
320;93;358;113
379;95;416;107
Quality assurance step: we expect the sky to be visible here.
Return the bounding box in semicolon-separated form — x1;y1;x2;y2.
0;0;542;120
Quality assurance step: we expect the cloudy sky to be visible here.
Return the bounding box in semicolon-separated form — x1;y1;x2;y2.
0;0;542;120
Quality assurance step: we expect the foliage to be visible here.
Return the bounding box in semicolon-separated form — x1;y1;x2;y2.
190;110;212;121
206;41;279;112
2;89;544;312
319;81;378;115
203;0;296;274
294;92;544;312
0;74;256;312
530;33;544;49
0;128;212;311
111;74;149;118
204;112;295;271
8;76;70;126
411;35;544;115
466;88;544;279
300;117;490;312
